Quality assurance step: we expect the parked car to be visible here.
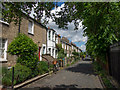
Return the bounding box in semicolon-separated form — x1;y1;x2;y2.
84;57;91;61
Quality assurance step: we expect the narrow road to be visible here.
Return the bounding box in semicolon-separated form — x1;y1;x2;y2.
21;61;102;89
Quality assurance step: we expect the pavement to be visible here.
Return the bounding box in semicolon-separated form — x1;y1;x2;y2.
20;60;103;89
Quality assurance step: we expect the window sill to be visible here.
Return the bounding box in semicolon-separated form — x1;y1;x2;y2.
0;58;7;62
28;32;34;36
0;20;9;26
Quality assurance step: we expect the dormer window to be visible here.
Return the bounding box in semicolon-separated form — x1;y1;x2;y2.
28;20;34;34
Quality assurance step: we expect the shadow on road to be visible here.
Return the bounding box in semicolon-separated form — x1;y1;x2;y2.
55;84;78;88
20;87;102;90
65;61;96;75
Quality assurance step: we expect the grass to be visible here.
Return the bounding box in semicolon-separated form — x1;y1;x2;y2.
93;61;115;88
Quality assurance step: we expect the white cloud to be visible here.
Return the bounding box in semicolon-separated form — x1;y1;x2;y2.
79;45;86;52
30;3;87;51
46;4;87;44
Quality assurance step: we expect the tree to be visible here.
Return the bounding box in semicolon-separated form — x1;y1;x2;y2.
72;50;79;56
2;2;57;25
53;2;120;63
72;50;80;60
7;33;38;69
56;44;66;59
3;2;120;63
2;2;57;33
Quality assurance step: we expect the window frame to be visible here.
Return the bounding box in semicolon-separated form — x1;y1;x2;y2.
28;20;34;35
0;39;8;61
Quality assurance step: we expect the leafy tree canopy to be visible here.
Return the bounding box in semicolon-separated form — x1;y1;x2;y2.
2;2;57;25
56;44;66;59
2;2;120;62
55;2;120;61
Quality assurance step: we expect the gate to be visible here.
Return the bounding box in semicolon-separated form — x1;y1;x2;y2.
109;42;120;84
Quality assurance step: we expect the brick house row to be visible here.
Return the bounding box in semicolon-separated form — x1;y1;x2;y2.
55;33;82;58
0;14;47;67
0;14;82;67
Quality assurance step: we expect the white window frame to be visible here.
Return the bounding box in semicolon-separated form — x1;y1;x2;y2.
67;53;69;57
72;46;73;49
0;39;8;61
42;46;45;54
0;20;9;26
65;44;66;49
28;20;34;34
67;45;69;50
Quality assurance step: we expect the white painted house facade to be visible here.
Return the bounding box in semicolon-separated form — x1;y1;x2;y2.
47;28;57;58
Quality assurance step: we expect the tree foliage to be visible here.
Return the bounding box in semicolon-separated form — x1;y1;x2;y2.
56;44;66;59
7;33;38;69
54;2;120;62
2;2;57;25
72;50;79;56
3;2;120;62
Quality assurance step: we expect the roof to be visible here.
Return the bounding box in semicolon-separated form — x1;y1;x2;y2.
47;27;56;32
71;42;76;47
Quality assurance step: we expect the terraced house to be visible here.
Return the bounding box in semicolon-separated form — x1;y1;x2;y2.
0;14;47;67
61;37;68;55
55;34;61;45
47;27;57;58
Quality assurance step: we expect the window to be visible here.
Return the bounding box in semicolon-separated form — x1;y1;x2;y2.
48;48;51;54
0;39;7;61
52;49;54;56
56;36;58;43
67;45;69;50
67;54;69;57
52;31;54;41
65;44;66;49
28;20;34;34
48;30;51;40
42;46;45;54
55;50;57;58
62;42;64;48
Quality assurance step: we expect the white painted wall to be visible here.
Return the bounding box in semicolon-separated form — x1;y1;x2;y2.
47;29;57;58
40;44;46;61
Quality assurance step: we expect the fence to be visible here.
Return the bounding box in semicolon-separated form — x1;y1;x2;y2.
108;42;120;85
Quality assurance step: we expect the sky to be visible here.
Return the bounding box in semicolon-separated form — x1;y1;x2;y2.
30;2;87;52
46;3;87;52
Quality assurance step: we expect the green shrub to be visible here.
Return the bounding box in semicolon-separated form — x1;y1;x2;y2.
7;33;38;56
17;54;39;69
93;61;102;72
30;67;39;78
1;67;8;76
7;33;39;70
2;63;32;86
49;64;53;71
13;63;32;84
2;67;12;86
67;64;70;67
37;61;49;75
